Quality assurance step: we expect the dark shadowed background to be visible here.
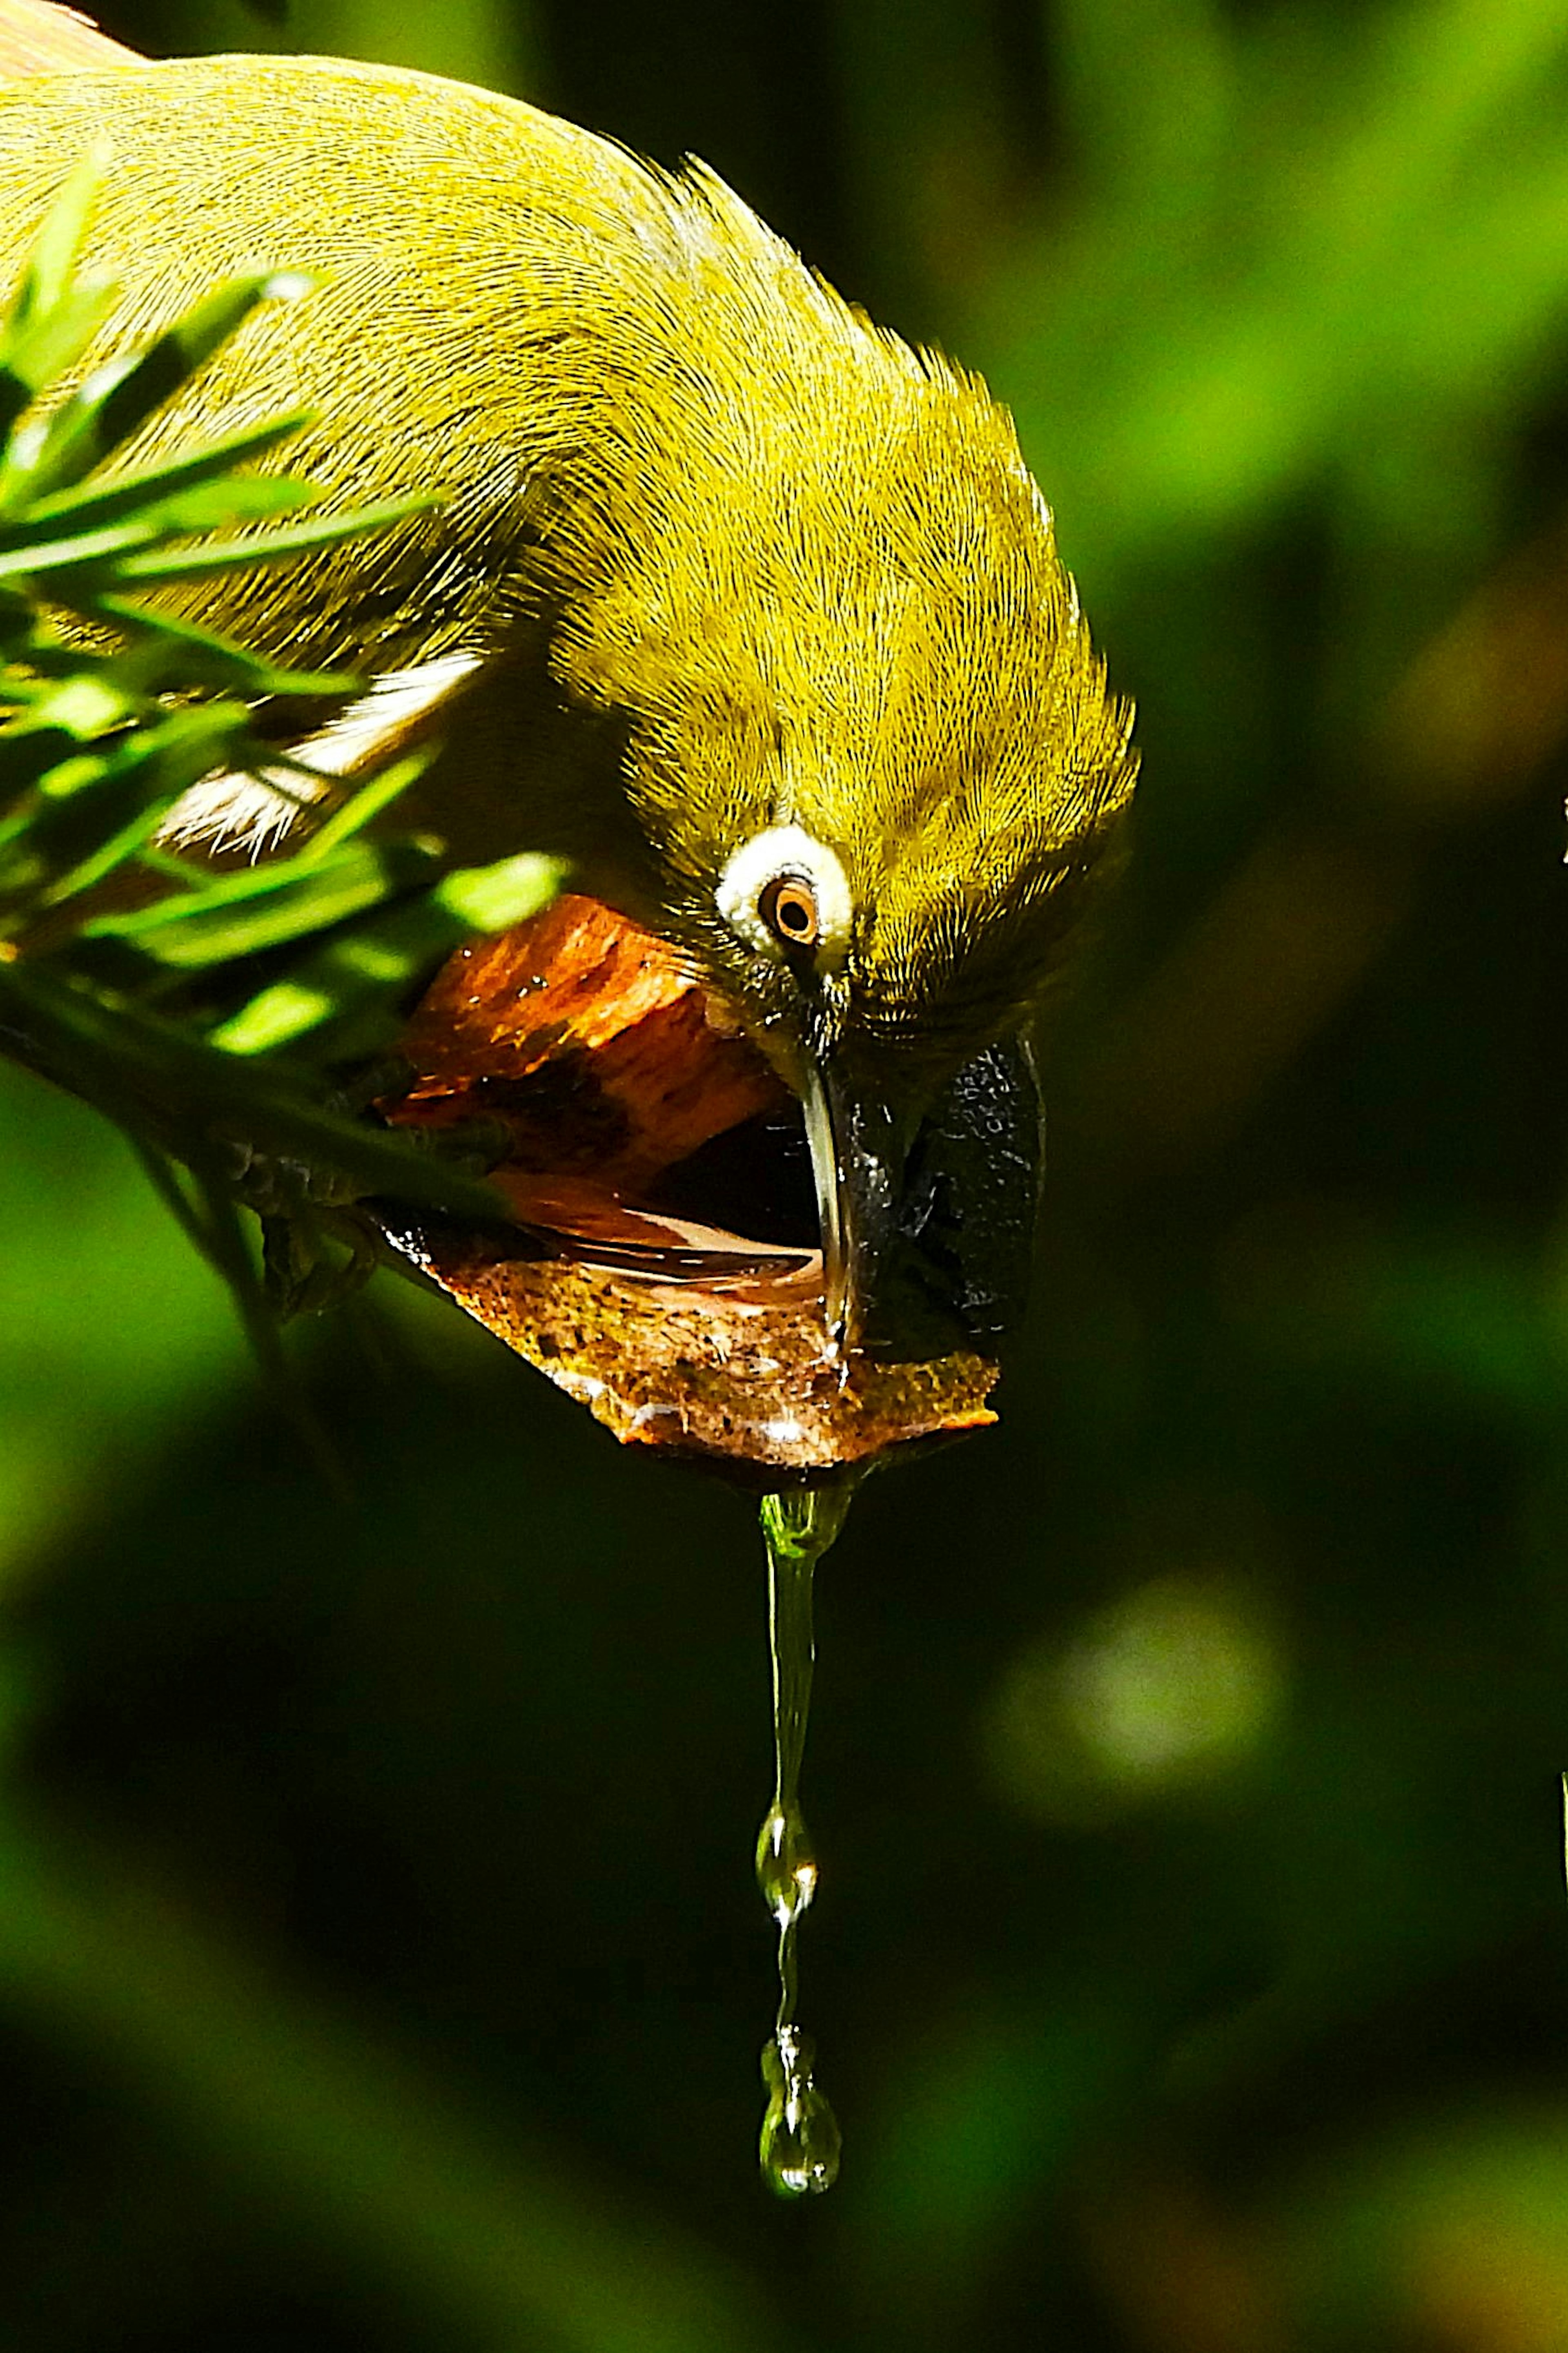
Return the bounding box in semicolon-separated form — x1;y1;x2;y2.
5;2;1568;2346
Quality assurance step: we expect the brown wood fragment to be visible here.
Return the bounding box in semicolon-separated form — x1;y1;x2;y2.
383;1220;998;1481
387;893;786;1193
378;894;1002;1479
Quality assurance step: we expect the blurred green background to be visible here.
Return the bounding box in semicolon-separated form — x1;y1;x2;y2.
6;0;1568;2345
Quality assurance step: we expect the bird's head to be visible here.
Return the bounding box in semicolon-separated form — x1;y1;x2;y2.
541;330;1136;1351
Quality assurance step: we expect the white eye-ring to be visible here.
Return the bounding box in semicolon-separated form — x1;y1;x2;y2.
715;825;853;964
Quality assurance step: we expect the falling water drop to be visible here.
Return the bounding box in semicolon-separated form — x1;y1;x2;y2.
755;1477;856;2197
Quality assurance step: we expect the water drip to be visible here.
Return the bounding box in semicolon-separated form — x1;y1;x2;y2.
755;1478;855;2197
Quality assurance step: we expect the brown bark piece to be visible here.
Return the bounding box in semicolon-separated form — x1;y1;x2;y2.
384;1220;999;1480
379;894;1002;1479
388;893;786;1191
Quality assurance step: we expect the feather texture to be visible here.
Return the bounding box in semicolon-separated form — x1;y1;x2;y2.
0;54;1136;1085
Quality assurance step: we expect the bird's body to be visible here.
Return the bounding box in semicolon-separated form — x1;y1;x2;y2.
0;53;1135;1336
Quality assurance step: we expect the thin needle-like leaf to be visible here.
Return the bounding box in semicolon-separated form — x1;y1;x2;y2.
0;270;312;506
11;410;312;535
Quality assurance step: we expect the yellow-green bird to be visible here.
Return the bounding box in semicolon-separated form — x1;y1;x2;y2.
0;53;1136;1346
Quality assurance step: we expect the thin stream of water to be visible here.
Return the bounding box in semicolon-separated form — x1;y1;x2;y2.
755;1478;856;2197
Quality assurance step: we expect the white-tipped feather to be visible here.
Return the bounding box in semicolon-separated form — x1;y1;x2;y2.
159;653;483;856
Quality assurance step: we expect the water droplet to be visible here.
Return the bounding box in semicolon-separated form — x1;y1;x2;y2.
762;1483;856;1564
752;1473;859;2197
760;2027;842;2197
756;1802;817;1928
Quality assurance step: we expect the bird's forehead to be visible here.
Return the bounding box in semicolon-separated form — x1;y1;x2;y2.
559;386;1114;972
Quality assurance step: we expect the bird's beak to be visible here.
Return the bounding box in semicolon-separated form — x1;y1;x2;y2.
799;1055;913;1355
797;1028;1047;1363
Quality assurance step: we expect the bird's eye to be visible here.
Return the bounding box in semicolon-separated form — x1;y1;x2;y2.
759;873;820;948
715;825;853;967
